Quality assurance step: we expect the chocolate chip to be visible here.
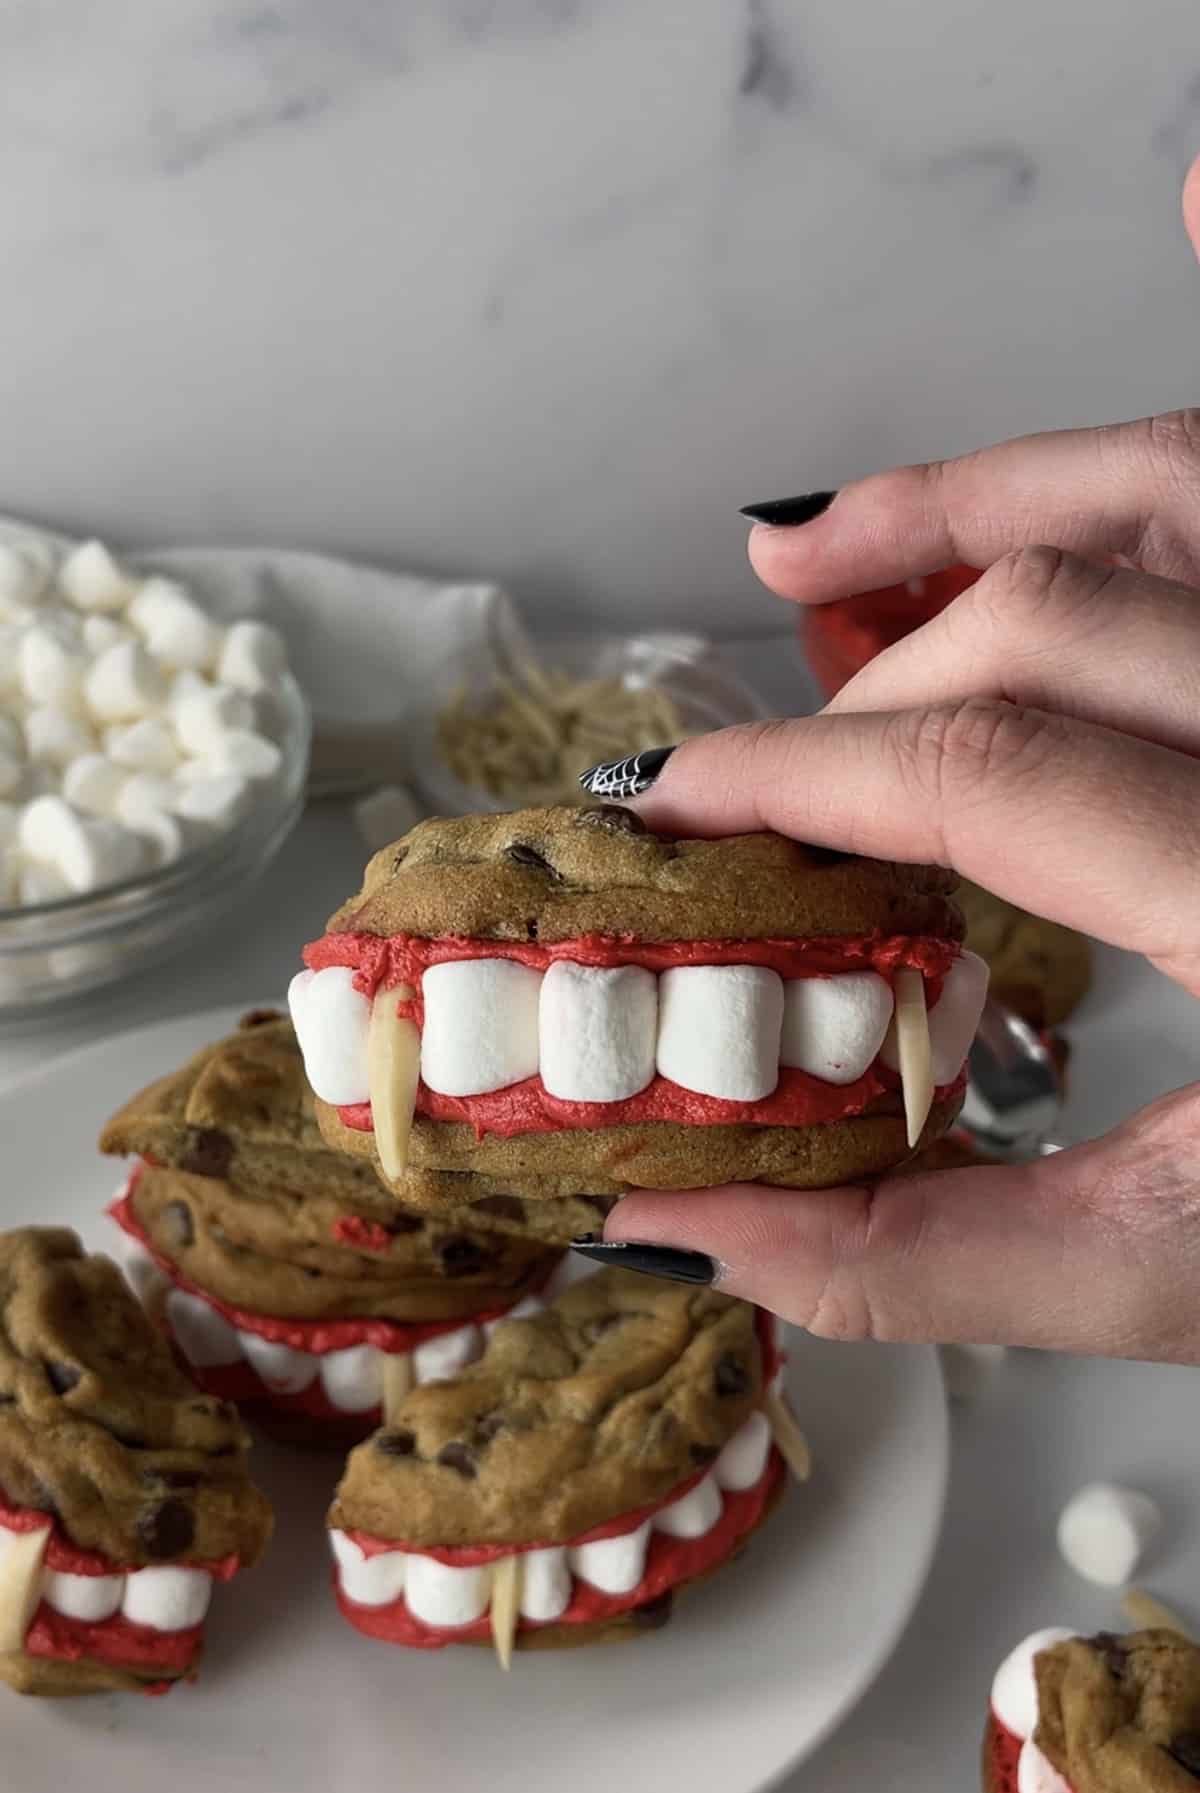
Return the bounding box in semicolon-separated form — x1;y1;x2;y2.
437;1235;489;1278
180;1128;232;1179
1089;1632;1129;1680
137;1497;195;1559
632;1591;673;1630
689;1443;720;1466
714;1353;750;1398
375;1429;416;1457
475;1413;505;1444
385;1212;424;1236
472;1195;525;1224
30;1480;59;1517
804;845;850;866
504;843;560;878
1168;1734;1200;1777
43;1361;81;1395
238;1008;282;1030
437;1442;478;1479
391;846;408;871
303;1266;322;1279
161;1201;194;1250
525;918;539;941
576;805;647;835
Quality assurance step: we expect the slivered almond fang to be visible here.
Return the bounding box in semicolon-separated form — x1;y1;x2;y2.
490;1554;521;1671
0;1525;49;1655
382;1352;414;1424
1121;1588;1194;1638
368;985;421;1181
893;968;934;1149
764;1388;812;1482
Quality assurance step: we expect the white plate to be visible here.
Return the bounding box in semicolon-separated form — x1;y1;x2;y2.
0;1005;948;1793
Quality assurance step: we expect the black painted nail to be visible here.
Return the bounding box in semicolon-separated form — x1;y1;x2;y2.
578;745;675;801
568;1238;716;1286
739;490;837;526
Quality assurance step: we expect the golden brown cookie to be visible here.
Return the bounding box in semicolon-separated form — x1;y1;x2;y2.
1035;1630;1200;1792
958;881;1091;1030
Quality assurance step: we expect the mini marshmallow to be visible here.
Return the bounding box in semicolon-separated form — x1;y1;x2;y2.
165;1289;242;1367
62;752;126;816
1017;1742;1072;1793
320;1345;385;1414
330;1532;407;1608
570;1521;651;1596
173;685;254;755
0;541;50;615
166;668;210;718
106;717;179;773
927;951;991;1084
539;961;657;1103
117;772;177;817
122;1567;212;1633
123;805;187;868
83;640;167;722
81;614;133;655
128;576;221;670
203;727;282;781
237;1332;318;1395
19;623;85;708
58;539;134;612
518;1547;572;1623
780;972;894;1085
23;705;95;767
0;751;20;799
654;1472;723;1540
404;1556;491;1629
288;966;372;1105
990;1629;1075;1739
17;859;70;905
60;817;146;893
218;619;288;694
656;965;784;1103
17;795;77;862
413;1324;483;1385
1056;1483;1162;1587
354;784;423;853
421;958;542;1097
43;1569;124;1624
714;1411;773;1493
171;773;250;831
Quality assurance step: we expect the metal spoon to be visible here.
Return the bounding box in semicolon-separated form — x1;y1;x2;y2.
958;997;1066;1160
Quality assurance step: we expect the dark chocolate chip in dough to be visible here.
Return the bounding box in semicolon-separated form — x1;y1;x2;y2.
689;1443;720;1466
474;1413;505;1444
504;843;561;878
384;1212;425;1237
436;1442;478;1479
632;1591;674;1630
43;1361;81;1395
575;804;647;835
391;846;408;871
714;1353;751;1398
525;917;539;940
137;1497;195;1559
1169;1735;1200;1778
471;1195;525;1224
180;1128;233;1179
30;1480;59;1517
375;1429;416;1458
161;1201;195;1250
437;1235;489;1278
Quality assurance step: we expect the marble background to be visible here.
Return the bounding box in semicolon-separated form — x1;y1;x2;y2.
1;0;1198;635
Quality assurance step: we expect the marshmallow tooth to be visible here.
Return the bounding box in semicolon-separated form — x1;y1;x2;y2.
1017;1742;1072;1793
539;961;657;1102
165;1289;242;1368
420;958;542;1097
122;1566;212;1632
569;1520;651;1596
413;1324;483;1385
654;1472;722;1540
237;1332;317;1395
320;1344;385;1414
990;1629;1075;1739
404;1555;491;1628
714;1411;773;1493
518;1546;571;1622
288;966;371;1106
928;950;991;1084
656;965;784;1102
43;1568;124;1623
780;972;894;1084
330;1531;408;1608
1056;1482;1162;1588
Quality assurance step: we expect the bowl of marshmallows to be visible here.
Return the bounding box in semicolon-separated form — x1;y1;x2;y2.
0;530;310;1020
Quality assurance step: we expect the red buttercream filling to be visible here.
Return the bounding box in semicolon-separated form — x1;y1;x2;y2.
303;930;962;1140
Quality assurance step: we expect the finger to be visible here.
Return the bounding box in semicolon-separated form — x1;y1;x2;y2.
604;1087;1200;1359
746;411;1200;602
1184;152;1200;262
824;547;1200;760
630;706;1200;990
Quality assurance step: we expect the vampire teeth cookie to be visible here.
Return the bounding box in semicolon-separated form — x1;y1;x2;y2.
298;805;983;1205
0;1228;272;1698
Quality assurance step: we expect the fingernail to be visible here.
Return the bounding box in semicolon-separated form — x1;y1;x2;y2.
739;490;837;526
578;745;675;801
568;1237;716;1286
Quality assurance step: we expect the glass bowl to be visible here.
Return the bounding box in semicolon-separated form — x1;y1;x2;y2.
407;631;770;817
0;674;311;1025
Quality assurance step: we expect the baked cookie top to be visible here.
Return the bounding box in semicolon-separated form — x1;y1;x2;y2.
1035;1630;1200;1792
0;1228;272;1569
330;1268;764;1548
325;805;963;946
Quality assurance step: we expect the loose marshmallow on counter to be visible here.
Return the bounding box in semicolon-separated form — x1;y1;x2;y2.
780;972;894;1085
288;965;372;1105
1017;1742;1072;1793
24;706;95;767
237;1331;318;1395
569;1521;651;1596
518;1547;572;1622
421;958;542;1097
991;1629;1075;1739
58;539;134;612
654;1472;722;1540
404;1555;491;1629
165;1289;242;1368
413;1324;482;1385
1056;1483;1162;1587
330;1532;408;1608
539;961;657;1103
128;578;220;671
83;640;167;723
656;965;784;1102
218;620;288;694
715;1411;773;1493
320;1344;385;1414
121;1566;212;1632
43;1568;124;1623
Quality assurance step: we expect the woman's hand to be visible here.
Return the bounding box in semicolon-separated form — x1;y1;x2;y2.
572;163;1200;1365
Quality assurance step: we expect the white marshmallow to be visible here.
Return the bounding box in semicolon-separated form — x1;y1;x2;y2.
165;668;210;718
128;577;220;671
330;1531;407;1608
107;1221;169;1307
518;1547;572;1623
19;623;86;708
106;717;179;773
117;772;177;817
928;951;990;1084
780;972;894;1084
126;807;186;868
171;773;250;831
420;958;542;1097
1017;1741;1071;1793
990;1629;1075;1739
173;685;254;755
59;539;134;612
237;1332;318;1395
0;751;21;799
714;1411;773;1493
24;705;95;767
319;1345;385;1414
656;965;784;1102
202;728;282;782
17;794;77;862
165;1289;242;1367
62;753;126;817
288;966;372;1106
83;640;167;722
122;1566;212;1632
43;1568;124;1623
404;1555;491;1629
17;858;69;905
482;1294;546;1338
81;614;133;655
217;619;288;694
654;1472;723;1540
354;784;423;853
539;962;657;1103
1056;1483;1162;1587
939;1343;1009;1402
413;1324;483;1385
61;817;146;893
569;1521;651;1596
0;541;50;614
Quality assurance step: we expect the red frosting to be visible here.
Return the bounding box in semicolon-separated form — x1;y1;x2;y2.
25;1604;202;1682
800;566;981;700
336;1450;785;1649
0;1502;238;1582
304;930;963;1141
331;1217;394;1254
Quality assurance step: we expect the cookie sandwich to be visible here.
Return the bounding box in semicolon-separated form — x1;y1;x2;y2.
0;1229;271;1697
295;805;987;1207
327;1266;808;1665
101;1011;566;1442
